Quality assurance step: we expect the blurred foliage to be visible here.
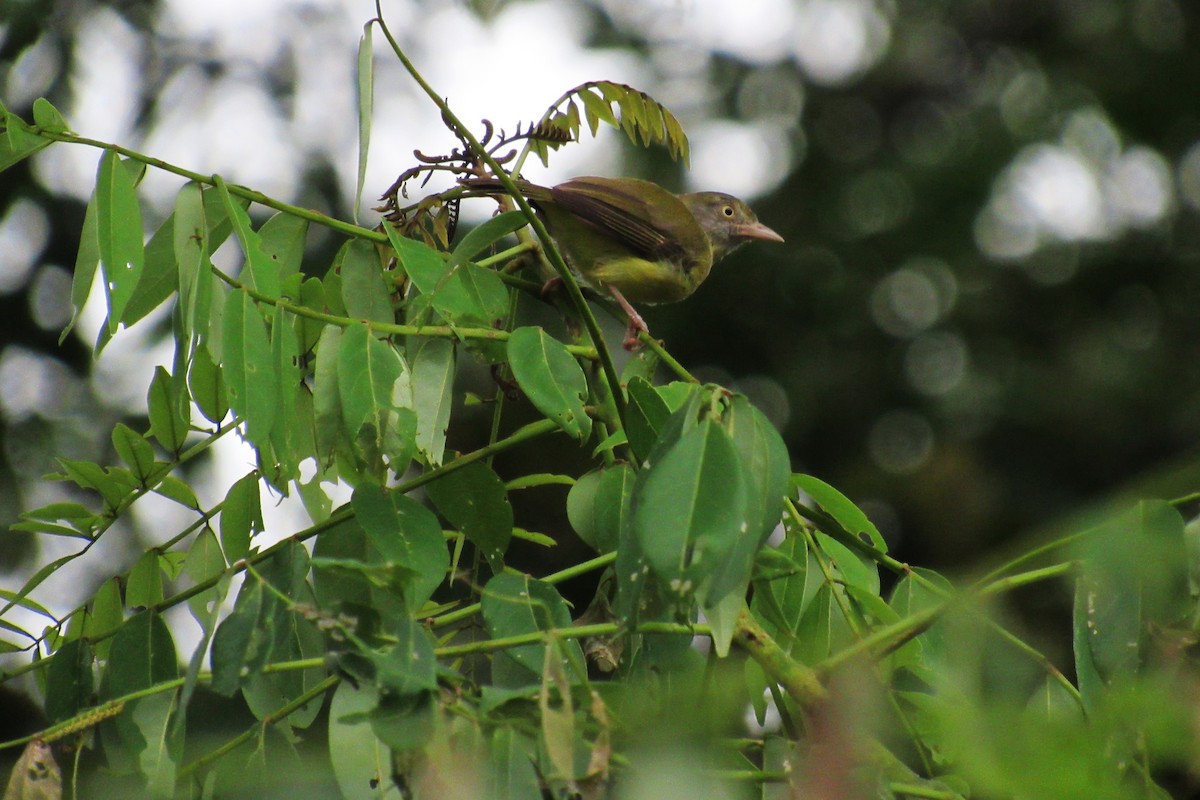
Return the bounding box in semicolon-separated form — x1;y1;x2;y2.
3;1;1200;795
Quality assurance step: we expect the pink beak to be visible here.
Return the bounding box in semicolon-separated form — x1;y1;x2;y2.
734;221;785;243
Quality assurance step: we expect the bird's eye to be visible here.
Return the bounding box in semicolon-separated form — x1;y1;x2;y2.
722;206;734;217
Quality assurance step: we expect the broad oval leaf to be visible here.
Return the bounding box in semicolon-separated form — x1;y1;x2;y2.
507;326;592;442
426;461;512;573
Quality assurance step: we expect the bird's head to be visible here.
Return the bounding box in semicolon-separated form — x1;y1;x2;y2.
680;191;784;261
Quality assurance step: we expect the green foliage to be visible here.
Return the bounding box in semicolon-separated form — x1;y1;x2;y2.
3;22;1200;800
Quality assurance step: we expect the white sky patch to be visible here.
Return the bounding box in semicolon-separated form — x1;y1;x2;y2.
687;120;791;197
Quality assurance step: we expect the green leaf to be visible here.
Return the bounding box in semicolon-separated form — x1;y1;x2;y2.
329;682;389;800
388;227;507;327
408;336;454;466
624;376;670;464
339;238;394;325
257;212;308;283
146;365;190;455
339;322;403;466
351;484;449;609
57;458;137;512
220;472;263;562
222;289;279;444
793;473;887;552
44;639;94;723
1;111;51;172
209;580;265;696
62;192;100;343
375;615;438;696
507;327;592;442
188;344;228;424
85;577;124;661
354;22;373;225
131;691;180;795
216;176;281;298
632;417;749;603
426;461;512;573
95;150;145;331
481;573;582;683
111;423;156;484
1072;501;1188;711
185;528;228;623
121;206;180;328
126;550;165;609
100;611;178;699
450;210;529;266
31;97;68;131
153;475;200;510
566;464;633;554
173;182;208;344
313;324;346;469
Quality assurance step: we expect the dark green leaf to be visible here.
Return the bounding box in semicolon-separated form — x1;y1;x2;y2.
220;472;262;562
624;376;670;464
351;484;449;609
632;417;749;603
45;639;94;723
481;573;582;681
209;580;265;696
100;611;178;699
426;461;512;572
126;550;165;609
566;464;633;554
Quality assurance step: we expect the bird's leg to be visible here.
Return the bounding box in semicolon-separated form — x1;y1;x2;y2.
607;286;648;350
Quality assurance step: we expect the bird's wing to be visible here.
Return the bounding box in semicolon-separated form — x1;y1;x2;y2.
549;177;708;264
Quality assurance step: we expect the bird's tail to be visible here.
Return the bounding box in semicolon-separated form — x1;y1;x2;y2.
458;176;552;203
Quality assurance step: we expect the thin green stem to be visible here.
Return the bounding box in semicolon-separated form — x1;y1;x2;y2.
32;129;384;244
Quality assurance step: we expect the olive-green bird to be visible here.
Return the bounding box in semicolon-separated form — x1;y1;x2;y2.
464;176;784;347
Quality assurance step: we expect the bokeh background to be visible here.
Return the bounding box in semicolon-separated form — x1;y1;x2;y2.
2;0;1200;597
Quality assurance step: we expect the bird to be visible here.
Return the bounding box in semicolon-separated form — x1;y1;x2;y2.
462;176;784;348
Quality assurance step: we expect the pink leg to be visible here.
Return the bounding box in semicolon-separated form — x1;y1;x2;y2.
607;286;648;350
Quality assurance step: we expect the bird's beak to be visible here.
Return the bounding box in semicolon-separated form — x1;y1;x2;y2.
734;222;785;243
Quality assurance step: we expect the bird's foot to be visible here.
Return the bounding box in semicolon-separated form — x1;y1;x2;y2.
608;286;649;351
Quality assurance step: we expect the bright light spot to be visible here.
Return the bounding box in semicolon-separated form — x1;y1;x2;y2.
0;199;48;293
1012;146;1106;240
870;258;956;338
5;32;61;107
1105;147;1172;226
29;265;74;332
975;108;1174;261
790;0;892;86
687;120;791;198
35;7;142;201
905;331;968;396
1179;141;1200;211
868;410;933;474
